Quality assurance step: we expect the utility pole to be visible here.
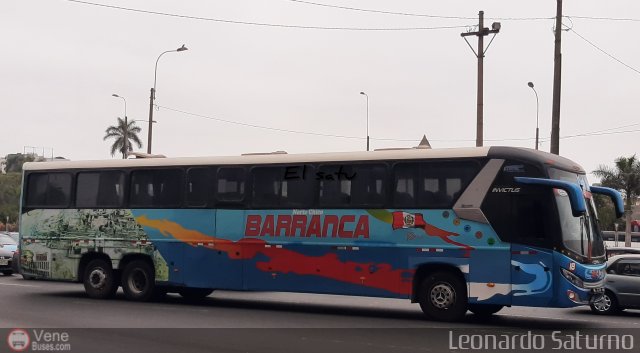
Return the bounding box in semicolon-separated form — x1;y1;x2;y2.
550;0;563;155
461;11;501;147
147;88;154;154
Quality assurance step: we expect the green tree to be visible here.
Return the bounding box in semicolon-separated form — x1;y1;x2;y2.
593;155;640;246
5;153;35;173
0;173;22;230
593;194;616;231
103;118;142;159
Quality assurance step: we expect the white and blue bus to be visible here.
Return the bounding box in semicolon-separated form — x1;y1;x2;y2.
18;146;623;321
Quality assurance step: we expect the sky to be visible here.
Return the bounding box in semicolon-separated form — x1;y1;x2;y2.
1;0;639;181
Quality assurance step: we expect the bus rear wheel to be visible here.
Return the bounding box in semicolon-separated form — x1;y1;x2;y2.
83;259;117;299
179;288;214;301
122;260;155;302
418;271;467;322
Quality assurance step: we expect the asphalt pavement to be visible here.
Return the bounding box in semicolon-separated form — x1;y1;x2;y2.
1;274;639;353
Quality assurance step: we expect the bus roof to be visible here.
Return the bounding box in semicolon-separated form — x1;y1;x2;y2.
22;146;584;173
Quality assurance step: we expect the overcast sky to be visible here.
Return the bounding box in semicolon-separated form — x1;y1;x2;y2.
1;0;639;180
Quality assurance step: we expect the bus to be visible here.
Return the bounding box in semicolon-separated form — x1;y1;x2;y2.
18;146;624;321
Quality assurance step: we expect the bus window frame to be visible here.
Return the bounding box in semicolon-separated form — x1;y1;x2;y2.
129;167;185;209
215;166;248;208
316;161;389;209
24;171;74;209
185;166;213;209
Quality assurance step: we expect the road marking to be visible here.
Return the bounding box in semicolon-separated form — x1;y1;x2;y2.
0;282;39;287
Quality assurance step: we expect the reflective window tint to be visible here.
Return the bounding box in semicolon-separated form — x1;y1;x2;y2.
251;166;315;208
76;171;125;208
216;168;245;204
481;161;555;247
393;161;479;208
281;165;314;207
252;167;282;207
130;169;183;207
319;164;385;208
393;164;416;207
25;172;72;207
318;165;354;207
187;168;210;207
350;164;386;207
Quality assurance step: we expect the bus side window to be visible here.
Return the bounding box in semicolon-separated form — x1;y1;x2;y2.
186;167;210;207
76;171;125;208
318;165;353;208
481;162;554;247
419;162;478;208
252;167;282;208
25;172;72;208
393;163;417;208
282;165;315;208
26;173;49;206
350;164;386;207
216;167;245;205
130;169;183;208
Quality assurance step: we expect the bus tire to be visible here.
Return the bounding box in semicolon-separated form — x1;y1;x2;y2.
468;304;503;317
418;271;467;322
179;288;214;301
121;260;155;302
83;259;117;299
3;270;13;276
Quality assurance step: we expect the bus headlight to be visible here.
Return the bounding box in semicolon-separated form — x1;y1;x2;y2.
561;268;584;288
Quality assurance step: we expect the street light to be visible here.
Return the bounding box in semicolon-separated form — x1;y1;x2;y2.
147;44;188;154
527;82;539;150
359;91;369;151
112;93;128;158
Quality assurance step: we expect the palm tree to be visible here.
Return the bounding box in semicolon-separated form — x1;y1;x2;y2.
593;155;640;247
103;117;143;159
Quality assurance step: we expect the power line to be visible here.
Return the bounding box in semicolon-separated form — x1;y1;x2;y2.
157;105;539;142
63;0;471;31
286;0;554;21
568;27;640;76
567;15;640;22
157;105;639;144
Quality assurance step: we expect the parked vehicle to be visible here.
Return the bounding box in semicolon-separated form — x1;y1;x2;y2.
606;247;640;258
0;234;17;275
590;254;640;314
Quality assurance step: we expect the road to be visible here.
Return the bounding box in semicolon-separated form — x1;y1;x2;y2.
1;274;639;353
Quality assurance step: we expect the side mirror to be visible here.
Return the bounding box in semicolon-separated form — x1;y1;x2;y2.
514;177;586;217
590;186;625;219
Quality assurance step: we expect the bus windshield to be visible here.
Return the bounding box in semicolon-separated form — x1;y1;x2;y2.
549;168;605;260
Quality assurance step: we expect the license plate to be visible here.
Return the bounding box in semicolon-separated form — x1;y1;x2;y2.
0;259;8;266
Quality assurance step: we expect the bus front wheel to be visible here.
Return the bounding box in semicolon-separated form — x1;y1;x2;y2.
83;259;117;299
121;260;155;302
418;271;467;322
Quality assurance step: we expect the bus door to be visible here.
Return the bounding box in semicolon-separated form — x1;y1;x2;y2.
196;209;244;290
511;244;554;306
480;161;556;306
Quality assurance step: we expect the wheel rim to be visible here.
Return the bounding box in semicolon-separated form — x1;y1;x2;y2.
128;268;148;295
89;267;107;290
430;283;456;309
593;294;611;312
